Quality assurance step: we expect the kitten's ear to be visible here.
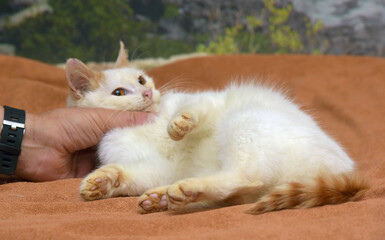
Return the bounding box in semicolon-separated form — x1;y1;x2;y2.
115;41;129;68
65;58;96;100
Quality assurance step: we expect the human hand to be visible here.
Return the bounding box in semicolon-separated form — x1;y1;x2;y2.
13;107;152;181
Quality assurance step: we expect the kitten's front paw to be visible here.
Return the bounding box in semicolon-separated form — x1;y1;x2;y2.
167;112;196;141
79;166;122;201
138;186;169;214
166;180;200;210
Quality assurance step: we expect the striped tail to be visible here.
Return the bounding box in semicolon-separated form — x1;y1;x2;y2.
246;172;369;215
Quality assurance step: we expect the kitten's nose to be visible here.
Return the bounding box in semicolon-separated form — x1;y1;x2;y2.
143;89;152;100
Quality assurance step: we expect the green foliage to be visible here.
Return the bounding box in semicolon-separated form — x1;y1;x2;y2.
263;0;291;25
246;16;263;29
196;25;241;54
269;25;303;53
236;31;271;54
263;0;303;53
306;19;324;37
164;4;179;18
243;16;265;53
1;0;325;63
139;37;194;58
305;18;325;54
129;0;165;22
3;0;152;63
2;0;193;63
197;0;323;55
0;0;12;14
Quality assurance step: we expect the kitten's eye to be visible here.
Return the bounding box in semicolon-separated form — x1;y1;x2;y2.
138;76;146;85
112;88;128;96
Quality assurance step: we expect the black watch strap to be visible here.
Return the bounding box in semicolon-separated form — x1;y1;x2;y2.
0;106;26;175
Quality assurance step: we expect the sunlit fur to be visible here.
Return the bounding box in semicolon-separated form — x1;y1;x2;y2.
73;43;368;215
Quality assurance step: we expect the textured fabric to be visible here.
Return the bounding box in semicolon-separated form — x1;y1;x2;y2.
0;54;384;239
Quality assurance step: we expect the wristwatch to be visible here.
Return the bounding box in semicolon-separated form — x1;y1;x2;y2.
0;106;26;175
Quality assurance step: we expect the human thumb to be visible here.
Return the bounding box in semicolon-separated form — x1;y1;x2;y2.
93;108;154;134
69;108;154;150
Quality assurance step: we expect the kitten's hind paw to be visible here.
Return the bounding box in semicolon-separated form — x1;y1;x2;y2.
138;186;169;214
79;166;122;201
167;112;196;141
80;177;109;200
166;181;200;210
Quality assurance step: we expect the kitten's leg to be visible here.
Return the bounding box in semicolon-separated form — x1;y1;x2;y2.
80;161;175;201
137;172;264;214
138;185;220;214
167;112;196;141
80;164;125;200
166;173;264;211
168;94;223;141
81;125;178;201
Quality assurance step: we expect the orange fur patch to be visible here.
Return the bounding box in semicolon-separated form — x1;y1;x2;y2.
246;172;369;215
91;71;105;89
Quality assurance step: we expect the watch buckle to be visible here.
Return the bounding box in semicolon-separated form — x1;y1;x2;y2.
2;120;26;134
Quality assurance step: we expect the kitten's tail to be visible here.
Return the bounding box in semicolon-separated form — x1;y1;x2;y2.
246;172;369;215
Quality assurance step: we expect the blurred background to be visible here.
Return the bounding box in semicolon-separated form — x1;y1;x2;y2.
1;0;385;65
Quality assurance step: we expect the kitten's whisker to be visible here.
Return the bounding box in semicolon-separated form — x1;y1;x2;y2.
160;84;192;92
160;83;191;93
159;79;202;94
158;74;200;93
130;45;145;62
134;47;150;61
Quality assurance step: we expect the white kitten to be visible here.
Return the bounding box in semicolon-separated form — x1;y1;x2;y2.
66;41;160;112
66;42;368;215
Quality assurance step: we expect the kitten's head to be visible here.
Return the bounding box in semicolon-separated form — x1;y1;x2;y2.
65;41;160;112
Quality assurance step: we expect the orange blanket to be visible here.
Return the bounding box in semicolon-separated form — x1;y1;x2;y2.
0;54;384;239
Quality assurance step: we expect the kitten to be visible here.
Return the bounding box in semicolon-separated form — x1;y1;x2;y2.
65;42;368;215
66;41;160;111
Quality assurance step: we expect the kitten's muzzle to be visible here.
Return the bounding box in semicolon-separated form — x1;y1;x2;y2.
143;90;153;100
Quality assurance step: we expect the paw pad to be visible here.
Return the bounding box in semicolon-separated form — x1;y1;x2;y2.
138;192;169;214
168;112;196;141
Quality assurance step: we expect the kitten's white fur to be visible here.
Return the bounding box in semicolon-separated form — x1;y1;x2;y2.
98;84;354;193
66;42;367;215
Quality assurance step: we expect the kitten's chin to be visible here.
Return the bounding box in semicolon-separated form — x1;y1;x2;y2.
143;102;159;112
143;94;160;112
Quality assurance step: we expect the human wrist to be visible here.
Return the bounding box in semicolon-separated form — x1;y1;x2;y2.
0;106;28;177
0;106;3;126
14;111;38;180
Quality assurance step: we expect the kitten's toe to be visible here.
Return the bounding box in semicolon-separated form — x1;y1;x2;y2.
80;177;109;200
80;174;120;200
167;182;199;210
168;112;195;141
138;187;169;214
79;165;124;200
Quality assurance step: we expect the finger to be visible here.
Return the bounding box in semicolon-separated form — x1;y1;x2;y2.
72;148;97;178
68;108;154;150
98;109;154;132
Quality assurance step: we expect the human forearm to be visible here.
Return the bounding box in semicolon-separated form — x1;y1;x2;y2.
14;111;40;180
